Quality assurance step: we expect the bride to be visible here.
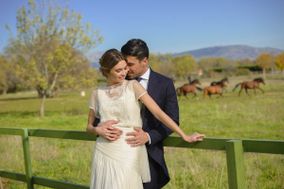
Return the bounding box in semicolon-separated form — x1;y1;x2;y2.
86;49;204;189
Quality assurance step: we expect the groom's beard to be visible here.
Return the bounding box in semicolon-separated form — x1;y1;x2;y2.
126;75;134;80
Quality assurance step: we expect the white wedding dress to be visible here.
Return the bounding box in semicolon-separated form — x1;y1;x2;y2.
89;80;151;189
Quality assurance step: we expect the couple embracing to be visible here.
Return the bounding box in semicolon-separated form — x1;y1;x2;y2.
86;39;204;189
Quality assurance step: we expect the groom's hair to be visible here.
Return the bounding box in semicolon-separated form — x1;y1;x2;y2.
121;39;149;61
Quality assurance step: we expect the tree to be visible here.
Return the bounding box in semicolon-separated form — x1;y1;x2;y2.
275;53;284;74
198;57;232;77
149;54;175;78
198;58;214;72
172;55;197;79
255;53;274;78
0;55;19;94
5;0;102;116
0;55;9;94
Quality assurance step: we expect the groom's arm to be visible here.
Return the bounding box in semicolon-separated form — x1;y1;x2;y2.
93;118;100;127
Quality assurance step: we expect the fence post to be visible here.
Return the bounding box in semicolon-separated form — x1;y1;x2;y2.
22;128;34;189
225;140;246;189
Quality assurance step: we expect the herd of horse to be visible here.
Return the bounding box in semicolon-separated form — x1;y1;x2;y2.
176;77;265;98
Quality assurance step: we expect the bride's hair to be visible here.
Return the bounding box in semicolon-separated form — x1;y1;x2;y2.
99;49;125;77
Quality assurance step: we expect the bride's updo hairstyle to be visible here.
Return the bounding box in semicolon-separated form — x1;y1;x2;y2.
99;49;125;77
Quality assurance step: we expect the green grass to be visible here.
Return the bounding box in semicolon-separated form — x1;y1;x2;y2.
0;75;284;188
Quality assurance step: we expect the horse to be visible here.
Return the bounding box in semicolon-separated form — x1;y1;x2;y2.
203;78;229;98
232;77;265;96
176;79;203;98
210;77;229;86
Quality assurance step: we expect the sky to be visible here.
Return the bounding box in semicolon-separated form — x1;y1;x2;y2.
0;0;284;54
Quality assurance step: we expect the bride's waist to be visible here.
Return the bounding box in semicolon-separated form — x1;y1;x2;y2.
96;129;145;149
114;125;140;134
97;126;141;142
100;120;142;128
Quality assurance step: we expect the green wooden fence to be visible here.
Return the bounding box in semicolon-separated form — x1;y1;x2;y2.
0;127;283;189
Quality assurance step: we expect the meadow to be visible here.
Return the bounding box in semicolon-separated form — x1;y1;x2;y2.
0;74;284;189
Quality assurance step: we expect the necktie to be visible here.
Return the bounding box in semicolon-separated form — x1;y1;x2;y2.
136;77;142;82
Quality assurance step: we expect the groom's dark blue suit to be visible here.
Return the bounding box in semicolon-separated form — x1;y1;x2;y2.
142;70;179;189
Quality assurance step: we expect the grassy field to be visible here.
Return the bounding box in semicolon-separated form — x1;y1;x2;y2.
0;74;284;189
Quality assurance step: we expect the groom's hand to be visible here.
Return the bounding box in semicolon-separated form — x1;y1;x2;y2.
126;128;149;147
95;120;122;141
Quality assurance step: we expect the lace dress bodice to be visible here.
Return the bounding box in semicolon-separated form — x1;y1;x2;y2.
89;80;147;128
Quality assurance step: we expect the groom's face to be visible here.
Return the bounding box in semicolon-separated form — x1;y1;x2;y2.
125;56;148;79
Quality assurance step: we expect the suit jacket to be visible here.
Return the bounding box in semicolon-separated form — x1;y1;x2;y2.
142;70;179;187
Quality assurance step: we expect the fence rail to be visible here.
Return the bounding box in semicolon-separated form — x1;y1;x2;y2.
0;128;283;189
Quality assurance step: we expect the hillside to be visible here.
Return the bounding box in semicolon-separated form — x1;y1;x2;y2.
88;45;284;67
174;45;283;60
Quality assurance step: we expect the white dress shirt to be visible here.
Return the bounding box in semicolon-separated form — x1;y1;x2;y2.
138;68;150;90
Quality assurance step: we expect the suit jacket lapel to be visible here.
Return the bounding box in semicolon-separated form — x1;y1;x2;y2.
141;70;155;125
147;69;155;96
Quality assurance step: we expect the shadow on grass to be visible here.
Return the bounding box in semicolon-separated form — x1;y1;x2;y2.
0;111;39;117
0;96;39;101
0;109;85;117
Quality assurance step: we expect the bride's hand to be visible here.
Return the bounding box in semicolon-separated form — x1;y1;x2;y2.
182;132;205;143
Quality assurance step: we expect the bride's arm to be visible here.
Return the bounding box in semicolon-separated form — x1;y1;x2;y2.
139;93;204;142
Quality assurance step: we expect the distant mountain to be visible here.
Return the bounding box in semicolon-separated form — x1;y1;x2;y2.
87;45;283;66
175;45;283;60
87;51;103;68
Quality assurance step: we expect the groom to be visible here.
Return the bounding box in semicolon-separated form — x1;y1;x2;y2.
94;39;179;189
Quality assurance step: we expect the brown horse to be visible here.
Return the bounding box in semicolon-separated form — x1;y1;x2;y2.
232;77;265;96
203;78;229;97
210;77;229;86
176;79;202;98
